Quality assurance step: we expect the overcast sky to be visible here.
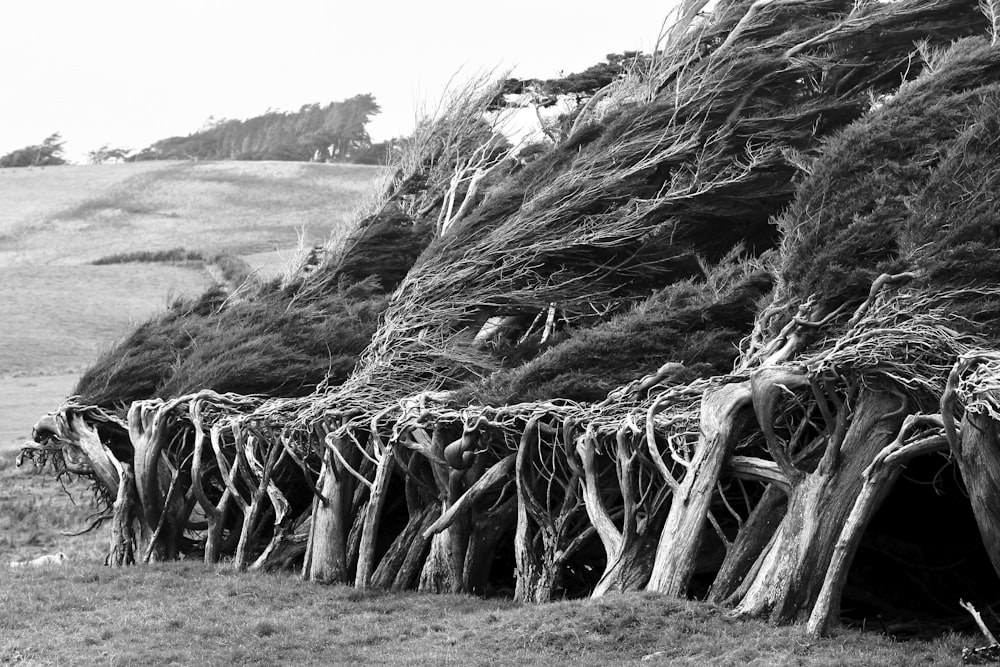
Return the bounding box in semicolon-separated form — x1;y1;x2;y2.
0;1;671;162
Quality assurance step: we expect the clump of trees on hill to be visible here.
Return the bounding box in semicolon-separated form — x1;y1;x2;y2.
0;132;67;167
131;94;382;163
20;0;1000;642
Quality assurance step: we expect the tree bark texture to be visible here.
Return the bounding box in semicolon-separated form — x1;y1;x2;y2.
733;388;900;622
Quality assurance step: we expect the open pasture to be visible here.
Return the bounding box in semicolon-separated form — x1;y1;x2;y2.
0;161;382;450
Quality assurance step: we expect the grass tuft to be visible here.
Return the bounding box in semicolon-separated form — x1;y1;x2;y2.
252;621;280;637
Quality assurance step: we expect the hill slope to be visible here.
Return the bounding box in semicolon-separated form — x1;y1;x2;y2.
0;161;384;450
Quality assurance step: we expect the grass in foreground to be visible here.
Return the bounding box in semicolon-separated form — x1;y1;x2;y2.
0;563;975;666
0;456;106;562
0;457;979;666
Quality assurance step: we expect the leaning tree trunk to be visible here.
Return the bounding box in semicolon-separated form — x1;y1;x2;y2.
61;412;140;567
371;503;439;590
955;409;1000;578
942;361;1000;582
463;496;517;595
710;483;787;604
733;384;902;622
577;424;665;597
304;435;352;584
807;415;947;635
647;381;753;595
108;460;138;567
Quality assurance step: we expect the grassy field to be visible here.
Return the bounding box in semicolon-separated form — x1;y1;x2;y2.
0;160;383;450
0;452;983;666
0;161;983;666
0;545;977;665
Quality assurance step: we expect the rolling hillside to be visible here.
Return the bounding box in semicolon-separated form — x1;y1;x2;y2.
0;161;384;451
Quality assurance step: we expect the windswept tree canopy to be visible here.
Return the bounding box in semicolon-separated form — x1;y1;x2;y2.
22;0;1000;644
0;132;67;167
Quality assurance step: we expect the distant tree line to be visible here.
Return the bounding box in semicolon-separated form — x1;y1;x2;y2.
495;51;647;105
131;94;386;163
0;132;67;168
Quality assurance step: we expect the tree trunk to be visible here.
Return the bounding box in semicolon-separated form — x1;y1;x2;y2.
355;444;394;588
419;529;460;593
647;381;753;595
956;409;1000;580
251;514;311;571
234;491;267;569
304;445;350;583
204;492;233;564
108;462;137;567
371;503;438;590
733;388;899;622
710;483;787;604
807;427;946;636
514;532;558;604
128;402;171;562
66;414;120;497
463;497;517;595
592;532;658;596
391;507;440;591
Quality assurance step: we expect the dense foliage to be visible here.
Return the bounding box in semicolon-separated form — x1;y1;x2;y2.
0;132;66;168
74;279;387;409
25;0;1000;643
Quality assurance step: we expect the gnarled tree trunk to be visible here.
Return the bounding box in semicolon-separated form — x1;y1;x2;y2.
647;381;753;595
733;386;901;622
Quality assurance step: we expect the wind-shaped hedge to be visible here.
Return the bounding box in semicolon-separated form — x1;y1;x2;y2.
21;0;1000;642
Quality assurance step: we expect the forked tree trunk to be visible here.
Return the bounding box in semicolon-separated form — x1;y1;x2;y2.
733;388;900;622
710;483;787;604
512;418;586;603
128;402;173;562
577;425;665;598
647;382;753;595
371;503;438;590
203;493;233;564
807;421;946;636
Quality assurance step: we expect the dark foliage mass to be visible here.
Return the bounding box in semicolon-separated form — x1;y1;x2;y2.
74;279;386;410
132;94;380;163
496;51;648;104
0;132;66;167
91;248;204;265
354;0;983;402
316;209;434;294
904;89;1000;287
468;271;772;405
775;38;1000;311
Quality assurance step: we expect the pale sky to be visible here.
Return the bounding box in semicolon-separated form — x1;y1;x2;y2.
0;1;671;162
